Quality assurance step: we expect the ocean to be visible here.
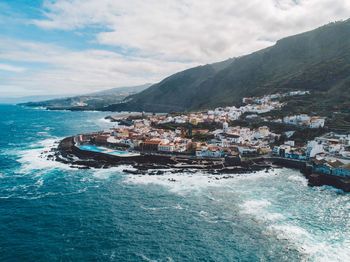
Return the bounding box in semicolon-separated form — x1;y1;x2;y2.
0;104;349;262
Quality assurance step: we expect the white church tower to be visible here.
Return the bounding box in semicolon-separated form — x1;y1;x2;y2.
223;121;228;134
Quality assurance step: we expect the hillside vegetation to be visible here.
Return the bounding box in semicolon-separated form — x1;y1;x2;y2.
22;84;151;110
104;20;350;119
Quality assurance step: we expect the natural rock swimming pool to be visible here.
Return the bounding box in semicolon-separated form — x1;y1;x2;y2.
78;144;139;157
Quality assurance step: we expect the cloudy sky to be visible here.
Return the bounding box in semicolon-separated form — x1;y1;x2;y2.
0;0;350;97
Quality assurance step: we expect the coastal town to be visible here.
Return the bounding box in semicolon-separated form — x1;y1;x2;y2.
69;90;350;186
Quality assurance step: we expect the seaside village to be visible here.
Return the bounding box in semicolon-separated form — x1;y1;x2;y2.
77;90;350;178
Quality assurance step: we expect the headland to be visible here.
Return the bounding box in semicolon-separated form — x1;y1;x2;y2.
49;90;350;192
51;135;350;192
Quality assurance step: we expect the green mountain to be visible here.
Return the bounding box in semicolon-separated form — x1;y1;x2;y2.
104;19;350;118
21;84;151;110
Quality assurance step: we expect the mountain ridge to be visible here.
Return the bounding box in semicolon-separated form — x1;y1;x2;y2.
21;84;151;110
103;19;350;116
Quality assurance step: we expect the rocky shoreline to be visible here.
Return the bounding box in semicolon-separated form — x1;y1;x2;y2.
53;137;276;173
51;136;350;192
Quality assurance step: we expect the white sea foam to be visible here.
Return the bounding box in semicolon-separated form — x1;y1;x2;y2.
137;254;157;262
240;199;285;222
288;174;308;186
270;224;350;262
2;120;14;125
0;195;14;199
124;167;350;261
197;210;219;223
123;172;231;196
140;203;184;211
46;108;69;112
31;106;46;110
13;192;60;200
174;204;183;210
123;168;279;197
91;165;133;179
37;131;49;135
35;177;44;187
140;205;170;211
272;224;311;241
238;185;350;262
226;168;279;183
98;117;112;124
15;138;73;173
86;117;114;129
241;199;271;209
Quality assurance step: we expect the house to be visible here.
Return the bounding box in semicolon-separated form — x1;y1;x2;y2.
284;141;295;146
158;143;175;152
107;137;134;149
313;159;332;175
340;148;350;158
141;140;161;151
259;126;270;137
238;146;258;156
273;146;281;156
306;140;324;158
226;134;242;144
175;128;182;135
217;133;243;145
79;134;92;143
328;144;341;154
286;150;307;160
242;97;253;104
206;147;222;158
107;136;118;144
195;146;222;158
258;146;271;155
114;129;129;137
94;135;109;145
332;164;350;177
189;118;199;126
278;144;291;157
310;117;325;128
283;116;297;125
313;159;344;175
254;126;270;138
246;114;258;119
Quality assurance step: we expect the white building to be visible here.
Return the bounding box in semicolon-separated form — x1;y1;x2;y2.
158;144;175;152
196;147;222;158
306;140;324;158
310;117;325;128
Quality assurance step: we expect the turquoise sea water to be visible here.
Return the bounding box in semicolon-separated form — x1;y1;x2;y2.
78;145;106;152
78;145;130;156
0;104;349;262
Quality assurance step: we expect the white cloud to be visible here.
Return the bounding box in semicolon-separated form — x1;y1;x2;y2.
34;0;350;62
0;39;197;96
0;63;26;72
2;0;350;97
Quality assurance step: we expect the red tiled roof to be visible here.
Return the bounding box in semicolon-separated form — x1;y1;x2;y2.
144;140;161;145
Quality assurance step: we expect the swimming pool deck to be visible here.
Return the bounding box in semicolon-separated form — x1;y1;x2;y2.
78;145;140;157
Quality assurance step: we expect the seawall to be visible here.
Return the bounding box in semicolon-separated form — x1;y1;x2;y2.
57;136;177;168
55;137;350;192
305;172;350;192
